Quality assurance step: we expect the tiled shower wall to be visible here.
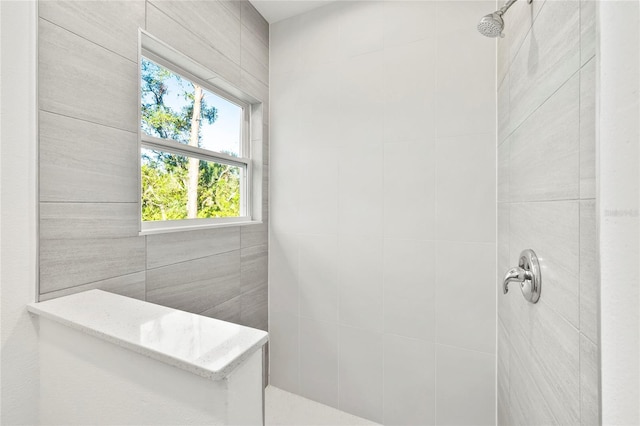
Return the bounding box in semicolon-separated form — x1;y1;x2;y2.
37;0;269;331
270;2;496;425
497;0;599;424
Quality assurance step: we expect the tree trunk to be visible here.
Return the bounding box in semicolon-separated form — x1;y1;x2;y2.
187;85;203;219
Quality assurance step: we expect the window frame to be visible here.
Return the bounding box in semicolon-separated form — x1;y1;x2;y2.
138;31;262;235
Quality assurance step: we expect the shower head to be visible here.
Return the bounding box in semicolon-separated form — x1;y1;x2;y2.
477;12;505;38
477;0;528;38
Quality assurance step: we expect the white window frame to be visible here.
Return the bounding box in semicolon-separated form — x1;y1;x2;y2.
138;30;263;235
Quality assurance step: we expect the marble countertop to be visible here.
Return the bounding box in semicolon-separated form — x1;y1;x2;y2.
27;289;268;380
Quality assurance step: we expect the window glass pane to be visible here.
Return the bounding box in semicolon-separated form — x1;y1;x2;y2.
141;148;241;221
140;57;242;157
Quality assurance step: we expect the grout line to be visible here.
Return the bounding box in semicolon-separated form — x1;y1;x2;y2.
39;16;137;64
39;270;146;298
579;330;599;348
433;341;497;358
502;197;594;204
500;66;581;145
146;247;242;271
39;108;138;135
146;2;241;69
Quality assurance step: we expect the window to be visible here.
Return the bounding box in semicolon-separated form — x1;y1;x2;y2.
139;32;263;234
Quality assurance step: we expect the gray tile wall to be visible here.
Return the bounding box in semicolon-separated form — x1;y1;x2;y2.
37;0;269;332
497;0;599;424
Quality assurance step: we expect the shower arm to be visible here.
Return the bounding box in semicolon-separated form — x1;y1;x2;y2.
495;0;517;16
496;0;532;17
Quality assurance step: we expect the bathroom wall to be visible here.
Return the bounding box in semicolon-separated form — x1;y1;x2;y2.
37;0;269;331
1;1;40;423
269;2;496;424
598;1;639;423
496;0;598;424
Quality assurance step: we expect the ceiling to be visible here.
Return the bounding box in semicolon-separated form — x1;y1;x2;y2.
249;0;336;24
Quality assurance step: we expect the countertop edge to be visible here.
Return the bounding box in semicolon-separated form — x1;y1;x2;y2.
27;299;269;381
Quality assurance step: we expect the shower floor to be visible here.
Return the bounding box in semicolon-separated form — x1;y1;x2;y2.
265;386;380;426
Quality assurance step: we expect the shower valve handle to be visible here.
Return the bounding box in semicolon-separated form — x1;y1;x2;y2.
502;249;541;304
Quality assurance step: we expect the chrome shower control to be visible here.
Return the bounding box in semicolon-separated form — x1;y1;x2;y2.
502;249;541;304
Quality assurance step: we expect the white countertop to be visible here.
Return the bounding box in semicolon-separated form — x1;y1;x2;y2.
27;289;268;380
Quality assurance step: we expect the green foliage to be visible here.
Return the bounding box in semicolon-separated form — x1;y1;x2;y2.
140;58;240;221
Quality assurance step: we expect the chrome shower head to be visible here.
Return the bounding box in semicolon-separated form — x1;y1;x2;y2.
477;12;504;38
477;0;525;38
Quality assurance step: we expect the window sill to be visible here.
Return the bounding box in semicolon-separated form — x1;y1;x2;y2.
139;218;263;236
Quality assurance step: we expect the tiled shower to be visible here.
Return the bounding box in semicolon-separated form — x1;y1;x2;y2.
5;0;640;424
268;0;599;424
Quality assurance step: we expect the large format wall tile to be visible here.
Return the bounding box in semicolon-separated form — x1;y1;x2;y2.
436;133;496;243
383;141;435;241
580;58;596;199
146;226;240;269
580;200;598;343
509;347;558;426
580;0;596;65
39;19;138;132
240;284;268;330
498;74;511;144
241;221;268;248
498;140;510;203
383;38;436;143
497;320;511;426
339;326;383;423
510;201;580;327
338;141;384;238
269;232;299;317
241;244;268;294
435;10;496;137
40;202;139;239
39;271;146;302
40;237;145;293
39;112;138;203
146;4;241;87
528;301;580;425
337;236;383;332
146;250;241;314
241;24;268;85
509;73;580;202
383;239;436;341
436;241;496;354
200;295;241;324
504;0;545;65
39;0;144;61
383;1;436;47
339;1;385;58
149;0;241;65
269;311;300;393
299;318;339;408
340;50;385;143
497;204;511;326
297;131;339;235
509;0;580;130
298;234;338;323
436;344;495;425
580;334;600;426
383;334;435;426
241;1;269;47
